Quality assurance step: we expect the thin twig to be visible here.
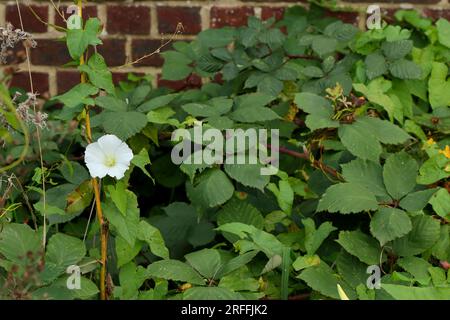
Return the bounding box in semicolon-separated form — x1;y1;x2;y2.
112;23;184;70
16;0;47;248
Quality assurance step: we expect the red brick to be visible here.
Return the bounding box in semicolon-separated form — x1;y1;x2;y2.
30;39;71;66
6;4;48;33
423;9;450;21
131;39;173;67
325;10;360;25
210;7;254;28
157;6;201;35
157;74;202;91
54;5;98;29
56;71;80;94
107;5;150;35
95;39;126;67
261;7;286;21
10;72;49;95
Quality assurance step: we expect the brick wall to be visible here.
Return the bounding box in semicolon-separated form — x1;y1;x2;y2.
1;0;449;96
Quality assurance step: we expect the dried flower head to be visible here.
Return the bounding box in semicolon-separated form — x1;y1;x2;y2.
0;23;37;64
13;91;48;129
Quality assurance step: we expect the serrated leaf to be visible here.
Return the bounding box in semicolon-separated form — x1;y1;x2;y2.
393;215;441;256
317;183;378;214
224;164;270;191
383;152;418;200
356;116;411;145
389;59;422;80
365;52;387;80
370;208;412;245
337;230;382;265
187;169;234;207
0;223;41;265
341;158;389;199
381;40;413;60
102;111;148;141
146;260;205;285
338;123;381;162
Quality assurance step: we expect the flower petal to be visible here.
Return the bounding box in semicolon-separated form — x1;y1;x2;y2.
85;142;105;165
86;162;109;178
97;134;123;155
106;163;129;179
115;142;134;164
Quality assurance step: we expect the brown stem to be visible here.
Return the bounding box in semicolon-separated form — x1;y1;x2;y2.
268;144;341;179
78;0;108;300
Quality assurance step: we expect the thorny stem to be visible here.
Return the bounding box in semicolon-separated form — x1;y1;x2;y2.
78;0;108;300
15;0;47;248
268;144;342;180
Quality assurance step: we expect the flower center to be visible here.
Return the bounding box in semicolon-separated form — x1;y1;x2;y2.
104;155;116;167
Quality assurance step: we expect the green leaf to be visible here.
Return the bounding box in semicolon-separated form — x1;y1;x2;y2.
294;92;339;131
161;51;193;81
146;260;205;285
337;230;383;265
66;18;102;60
224;164;270;191
382;284;450;300
53;83;98;108
397;256;432;285
428;62;450;109
46;233;86;269
216;222;285;258
131;148;153;179
389;59;422;80
187;169;234;207
102;111;148;141
95;95;127;112
436;18;450;48
356;116;411;145
336;252;369;288
338;123;381;162
184;249;222;279
298;264;344;300
0;223;41;264
230;107;280;123
429;188;450;219
115;236;142;268
383;152;418;200
303;218;337;255
183;287;243;300
137;220;170;260
217;197;265;229
381;40;413;60
217;251;259;278
399;188;438;212
365;52;387;80
393;215;441;256
182;97;233;117
370;208;412;245
137;93;179;112
341;158;389;199
317;183;378;214
147;107;179;126
103;191;140;246
78;53;115;94
312;36;337;56
267;180;294;215
107;181;128;216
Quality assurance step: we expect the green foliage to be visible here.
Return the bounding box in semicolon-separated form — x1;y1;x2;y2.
1;4;449;301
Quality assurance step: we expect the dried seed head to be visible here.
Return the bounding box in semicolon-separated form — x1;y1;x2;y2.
0;23;37;64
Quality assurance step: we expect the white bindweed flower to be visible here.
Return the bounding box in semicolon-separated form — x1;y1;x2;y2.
84;134;133;179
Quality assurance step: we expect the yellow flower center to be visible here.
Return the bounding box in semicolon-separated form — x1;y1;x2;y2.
104;155;116;167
